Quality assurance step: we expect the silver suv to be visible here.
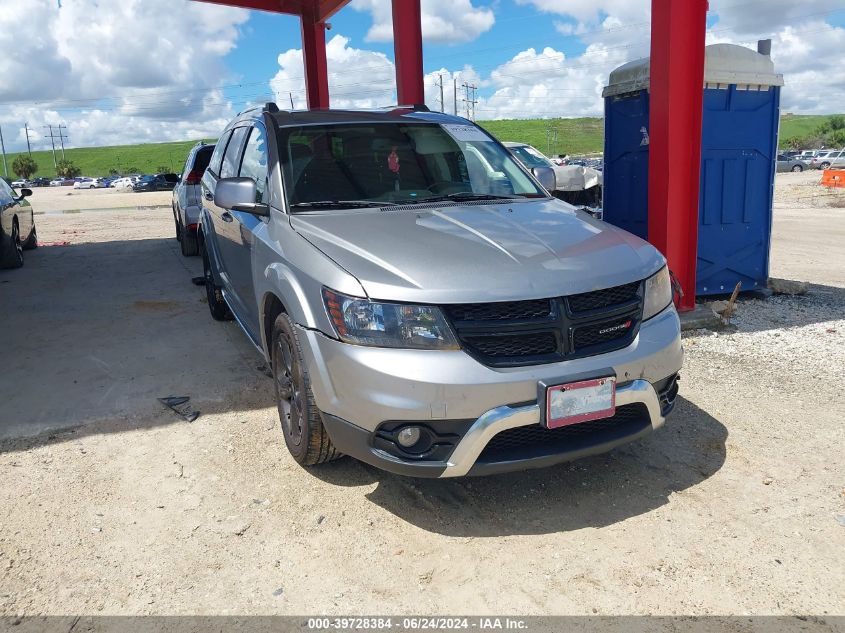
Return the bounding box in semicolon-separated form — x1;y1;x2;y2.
199;104;682;477
173;142;215;256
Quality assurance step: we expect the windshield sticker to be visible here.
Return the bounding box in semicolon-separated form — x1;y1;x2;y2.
441;124;493;143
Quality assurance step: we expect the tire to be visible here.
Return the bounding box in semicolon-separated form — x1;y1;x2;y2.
791;165;803;172
200;235;232;321
821;162;831;170
0;221;24;269
180;224;199;257
271;312;341;466
22;224;38;250
173;211;182;242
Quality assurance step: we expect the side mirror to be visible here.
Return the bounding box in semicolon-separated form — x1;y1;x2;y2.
215;177;270;217
19;188;33;198
531;166;556;192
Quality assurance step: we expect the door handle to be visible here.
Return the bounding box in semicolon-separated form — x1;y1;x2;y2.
204;191;214;201
221;211;233;223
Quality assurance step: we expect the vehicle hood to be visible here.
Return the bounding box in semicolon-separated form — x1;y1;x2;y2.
289;198;665;304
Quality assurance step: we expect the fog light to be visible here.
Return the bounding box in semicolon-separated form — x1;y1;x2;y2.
396;426;422;448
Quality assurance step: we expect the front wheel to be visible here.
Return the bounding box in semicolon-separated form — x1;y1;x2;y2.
0;223;24;269
201;237;232;321
791;165;803;172
271;312;341;466
820;162;831;170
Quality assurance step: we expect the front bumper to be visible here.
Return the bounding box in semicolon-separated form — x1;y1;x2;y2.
298;306;682;478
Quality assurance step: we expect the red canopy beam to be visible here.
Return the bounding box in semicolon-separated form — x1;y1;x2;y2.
301;3;330;108
391;0;425;105
648;0;708;312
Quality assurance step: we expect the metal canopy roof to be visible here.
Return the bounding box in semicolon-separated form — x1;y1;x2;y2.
193;0;350;21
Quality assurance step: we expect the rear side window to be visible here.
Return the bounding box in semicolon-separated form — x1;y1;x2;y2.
220;127;248;179
193;146;214;171
238;126;269;203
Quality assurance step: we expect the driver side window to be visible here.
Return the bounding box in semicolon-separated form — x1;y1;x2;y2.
239;125;269;204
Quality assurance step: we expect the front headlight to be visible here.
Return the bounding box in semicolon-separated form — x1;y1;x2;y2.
322;288;460;350
642;266;673;320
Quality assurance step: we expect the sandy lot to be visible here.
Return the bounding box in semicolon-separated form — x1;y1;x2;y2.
0;172;843;617
26;185;172;213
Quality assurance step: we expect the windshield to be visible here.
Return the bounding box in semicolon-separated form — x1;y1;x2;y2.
278;122;546;208
508;145;553;169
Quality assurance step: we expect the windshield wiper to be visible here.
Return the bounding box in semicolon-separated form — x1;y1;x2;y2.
400;192;523;204
290;200;395;210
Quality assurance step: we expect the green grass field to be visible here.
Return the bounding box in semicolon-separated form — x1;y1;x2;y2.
0;114;839;179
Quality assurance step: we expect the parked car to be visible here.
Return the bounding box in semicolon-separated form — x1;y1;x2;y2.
172;142;214;257
776;155;807;172
111;176;139;190
30;177;51;187
198;104;682;477
133;173;178;192
0;182;36;269
503;142;603;193
73;177;102;189
11;179;30;188
799;150;820;161
49;178;64;187
810;149;845;170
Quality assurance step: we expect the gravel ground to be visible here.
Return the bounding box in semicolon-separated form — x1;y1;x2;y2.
0;173;843;617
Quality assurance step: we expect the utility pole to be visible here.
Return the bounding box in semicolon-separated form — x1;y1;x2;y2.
453;77;458;116
545;125;558;155
57;124;68;160
462;83;478;121
44;124;58;170
0;125;7;178
24;123;32;156
289;92;295;109
436;74;445;113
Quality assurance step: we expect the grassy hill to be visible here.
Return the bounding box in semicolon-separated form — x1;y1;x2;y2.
1;138;215;179
0;114;840;179
478;117;605;156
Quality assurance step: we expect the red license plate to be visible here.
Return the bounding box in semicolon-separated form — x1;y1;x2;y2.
545;377;616;429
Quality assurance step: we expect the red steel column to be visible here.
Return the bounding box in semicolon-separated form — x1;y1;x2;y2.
392;0;425;105
648;0;708;312
301;6;330;109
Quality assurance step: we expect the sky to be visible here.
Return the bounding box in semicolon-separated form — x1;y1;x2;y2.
0;0;843;153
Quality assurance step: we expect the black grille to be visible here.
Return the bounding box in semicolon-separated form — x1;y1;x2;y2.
567;281;641;313
572;316;635;350
464;332;557;358
443;281;644;368
478;404;650;462
444;299;552;322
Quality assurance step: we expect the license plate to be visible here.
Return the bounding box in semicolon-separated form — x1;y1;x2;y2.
545;377;616;429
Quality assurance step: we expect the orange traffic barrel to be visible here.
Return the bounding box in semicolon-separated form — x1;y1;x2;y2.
821;169;845;188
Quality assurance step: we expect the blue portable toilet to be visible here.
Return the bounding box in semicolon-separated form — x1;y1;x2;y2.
602;43;784;295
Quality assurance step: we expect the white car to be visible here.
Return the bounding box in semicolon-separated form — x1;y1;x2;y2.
11;179;29;188
111;176;138;190
73;178;101;189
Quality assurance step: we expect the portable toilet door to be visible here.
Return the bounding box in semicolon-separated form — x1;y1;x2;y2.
603;43;784;296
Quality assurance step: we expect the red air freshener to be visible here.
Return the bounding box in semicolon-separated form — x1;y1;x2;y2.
388;147;400;173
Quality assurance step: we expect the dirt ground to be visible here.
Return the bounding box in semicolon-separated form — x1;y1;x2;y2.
26;185;172;213
0;172;843;617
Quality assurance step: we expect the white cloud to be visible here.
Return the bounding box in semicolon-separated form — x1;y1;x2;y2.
270;35;396;109
0;0;249;153
351;0;495;44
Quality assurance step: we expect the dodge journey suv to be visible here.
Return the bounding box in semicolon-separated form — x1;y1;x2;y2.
199;104;682;477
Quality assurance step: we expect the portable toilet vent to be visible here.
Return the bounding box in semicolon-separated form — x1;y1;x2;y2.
602;42;784;295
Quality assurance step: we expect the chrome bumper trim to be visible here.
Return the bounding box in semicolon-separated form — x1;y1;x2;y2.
439;379;664;478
